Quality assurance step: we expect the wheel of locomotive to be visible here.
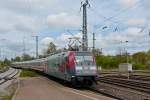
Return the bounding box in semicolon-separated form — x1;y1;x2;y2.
87;80;93;87
71;78;81;88
70;78;76;87
83;79;93;87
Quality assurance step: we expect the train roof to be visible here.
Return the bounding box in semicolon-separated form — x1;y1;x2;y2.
12;51;93;64
13;58;47;64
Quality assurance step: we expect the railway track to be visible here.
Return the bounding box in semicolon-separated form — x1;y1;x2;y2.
130;75;150;81
98;76;150;94
0;68;19;85
88;87;124;100
85;76;150;100
89;83;150;100
104;74;150;81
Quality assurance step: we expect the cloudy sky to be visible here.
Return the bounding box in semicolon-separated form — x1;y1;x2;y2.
0;0;150;59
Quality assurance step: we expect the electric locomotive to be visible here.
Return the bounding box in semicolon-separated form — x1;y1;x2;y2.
12;51;97;87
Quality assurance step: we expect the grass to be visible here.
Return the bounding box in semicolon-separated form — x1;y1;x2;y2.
0;65;5;70
2;95;13;100
20;70;39;77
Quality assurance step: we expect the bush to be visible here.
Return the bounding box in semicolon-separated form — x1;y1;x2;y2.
133;63;150;70
20;70;39;77
96;56;119;69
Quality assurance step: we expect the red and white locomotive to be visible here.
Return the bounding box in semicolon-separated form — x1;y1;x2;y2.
12;51;97;86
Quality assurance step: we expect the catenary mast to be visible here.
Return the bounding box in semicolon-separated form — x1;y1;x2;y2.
82;0;89;51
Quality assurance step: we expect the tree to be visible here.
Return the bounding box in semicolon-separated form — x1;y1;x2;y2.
147;50;150;64
132;52;147;64
93;48;102;56
39;55;47;58
46;42;57;54
14;56;21;62
96;55;119;69
22;54;34;61
3;58;11;66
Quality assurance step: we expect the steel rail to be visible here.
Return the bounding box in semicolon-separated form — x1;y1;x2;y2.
98;77;150;94
0;69;19;85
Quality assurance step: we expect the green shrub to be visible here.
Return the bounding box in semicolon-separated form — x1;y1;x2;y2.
96;56;119;69
20;70;39;77
133;63;150;70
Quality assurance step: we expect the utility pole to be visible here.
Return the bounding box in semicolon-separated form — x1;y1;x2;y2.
149;30;150;50
0;48;1;59
81;0;89;51
0;39;6;60
33;36;39;58
92;33;96;51
23;37;26;56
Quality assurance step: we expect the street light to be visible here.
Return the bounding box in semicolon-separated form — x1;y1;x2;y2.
114;40;129;63
125;41;129;63
120;40;129;63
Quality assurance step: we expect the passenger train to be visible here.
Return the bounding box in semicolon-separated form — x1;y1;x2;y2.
12;51;98;87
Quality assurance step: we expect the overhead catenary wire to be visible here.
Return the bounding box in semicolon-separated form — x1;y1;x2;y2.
89;0;143;30
106;0;143;21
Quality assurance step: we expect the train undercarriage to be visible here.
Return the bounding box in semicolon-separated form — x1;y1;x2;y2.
71;76;97;87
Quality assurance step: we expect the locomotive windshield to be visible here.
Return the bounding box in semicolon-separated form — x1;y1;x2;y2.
75;52;95;66
75;52;97;75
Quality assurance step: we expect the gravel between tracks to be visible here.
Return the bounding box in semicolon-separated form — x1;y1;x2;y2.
92;82;150;100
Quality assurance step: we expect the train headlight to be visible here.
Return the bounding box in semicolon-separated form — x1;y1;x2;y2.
76;67;82;70
90;67;96;70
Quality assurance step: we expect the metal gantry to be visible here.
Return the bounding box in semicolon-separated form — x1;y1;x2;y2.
82;0;89;51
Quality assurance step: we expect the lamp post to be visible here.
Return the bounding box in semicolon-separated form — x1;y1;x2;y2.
125;41;129;63
114;40;129;63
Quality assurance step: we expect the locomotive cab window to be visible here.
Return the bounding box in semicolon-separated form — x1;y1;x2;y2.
75;56;94;65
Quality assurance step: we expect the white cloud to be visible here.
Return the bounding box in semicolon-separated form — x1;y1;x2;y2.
40;32;82;49
91;26;149;55
47;12;81;29
126;18;146;25
41;37;54;45
0;0;81;59
103;27;145;44
0;10;42;34
40;27;148;55
0;0;60;15
124;27;144;37
119;0;138;7
56;33;72;42
0;0;150;59
143;0;150;8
